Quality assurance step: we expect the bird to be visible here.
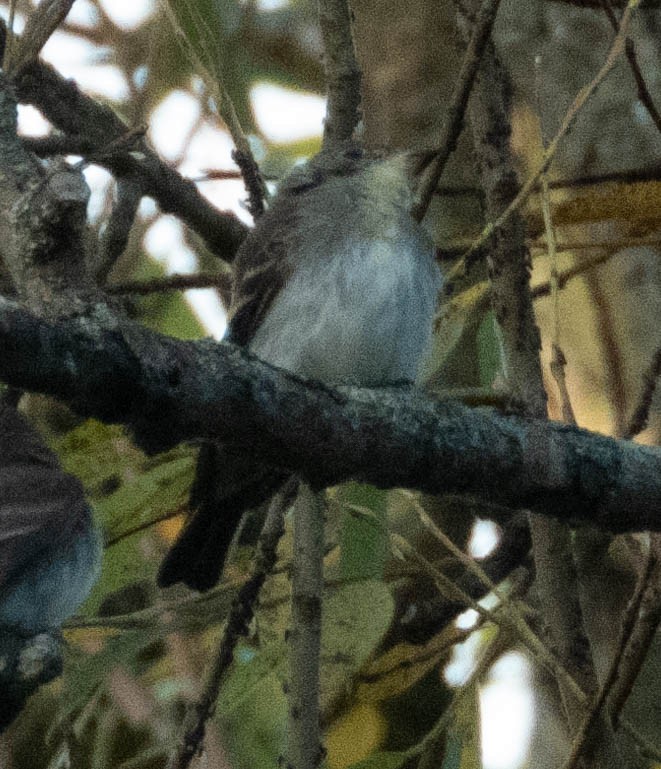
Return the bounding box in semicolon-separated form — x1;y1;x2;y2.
157;143;442;592
0;399;102;728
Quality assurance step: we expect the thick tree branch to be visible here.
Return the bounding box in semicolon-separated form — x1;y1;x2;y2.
1;298;661;533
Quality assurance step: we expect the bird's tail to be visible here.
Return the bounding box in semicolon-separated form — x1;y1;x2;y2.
157;445;287;591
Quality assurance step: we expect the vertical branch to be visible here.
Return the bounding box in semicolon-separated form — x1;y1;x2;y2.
460;0;640;268
461;39;545;413
288;485;325;769
318;0;362;149
456;6;620;767
601;1;661;135
626;346;661;438
562;537;660;769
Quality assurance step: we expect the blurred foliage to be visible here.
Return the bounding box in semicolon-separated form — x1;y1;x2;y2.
2;0;661;767
337;483;389;582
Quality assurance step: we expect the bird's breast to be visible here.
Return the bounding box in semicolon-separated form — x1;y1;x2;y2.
248;230;441;386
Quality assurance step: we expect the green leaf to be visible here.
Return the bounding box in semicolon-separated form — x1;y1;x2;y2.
321;580;395;717
424;281;491;389
219;580;395;768
348;750;410;769
449;681;481;769
338;483;389;581
218;642;288;769
476;310;502;388
54;418;195;614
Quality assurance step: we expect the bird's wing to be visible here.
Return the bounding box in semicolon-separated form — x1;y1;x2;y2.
227;204;295;347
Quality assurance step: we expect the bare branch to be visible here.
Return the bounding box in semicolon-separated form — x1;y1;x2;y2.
96;178;143;284
412;0;504;221
460;4;613;761
601;3;661;135
318;0;362;148
287;486;325;769
626;347;661;439
386;511;531;645
106;271;233;299
550;0;657;8
561;539;658;769
5;0;75;75
608;533;661;725
457;0;641;271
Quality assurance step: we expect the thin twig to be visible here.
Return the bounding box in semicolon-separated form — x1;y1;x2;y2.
318;0;361;149
106;271;233;297
166;483;294;769
607;533;661;724
412;0;504;221
602;0;661;134
402;629;505;761
561;539;656;769
392;533;587;705
434;162;661;200
404;493;592;698
550;0;657;6
530;250;617;298
455;0;641;275
159;0;267;218
383;510;531;646
620;718;661;761
95;178;143;284
625;347;661;438
21;131;142;160
2;0;18;72
532;234;661;255
287;485;325;769
535;72;578;425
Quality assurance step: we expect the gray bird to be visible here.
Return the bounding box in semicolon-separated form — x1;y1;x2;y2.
158;144;441;592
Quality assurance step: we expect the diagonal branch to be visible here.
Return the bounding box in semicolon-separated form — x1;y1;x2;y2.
601;0;661;134
4;0;75;74
412;0;504;221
